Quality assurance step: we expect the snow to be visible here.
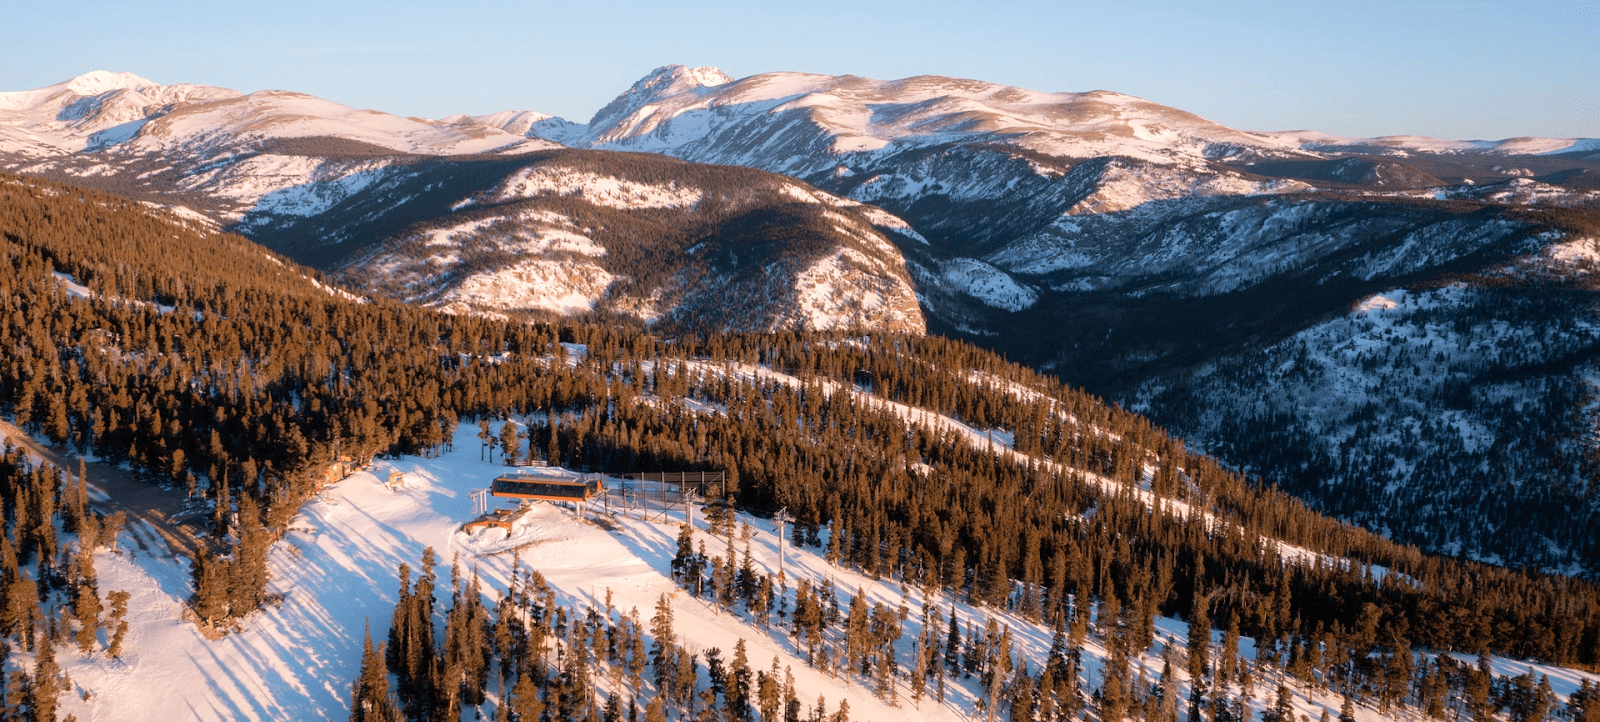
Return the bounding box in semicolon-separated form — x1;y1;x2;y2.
850;205;928;244
1354;293;1400;313
196;154;392;221
1546;236;1600;268
32;423;1024;721
0;72;554;162
52;271;92;299
6;377;1590;720
435;259;615;315
938;258;1038;311
1262;131;1600;157
490;167;703;209
779;248;923;332
564;67;1348;172
1434;178;1600;208
130;90;546;156
780;184;822;204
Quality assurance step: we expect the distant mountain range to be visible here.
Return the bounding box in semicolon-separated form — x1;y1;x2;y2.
3;66;1597;573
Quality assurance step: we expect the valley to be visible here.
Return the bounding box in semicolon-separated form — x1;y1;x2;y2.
0;61;1598;722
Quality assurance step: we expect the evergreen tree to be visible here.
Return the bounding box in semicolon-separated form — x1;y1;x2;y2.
500;420;520;466
1266;685;1294;722
509;669;544;722
350;623;401;722
229;494;271;615
30;638;63;722
104;590;130;658
190;551;229;629
729;639;752;722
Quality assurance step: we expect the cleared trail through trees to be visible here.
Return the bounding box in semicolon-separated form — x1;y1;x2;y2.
0;418;202;558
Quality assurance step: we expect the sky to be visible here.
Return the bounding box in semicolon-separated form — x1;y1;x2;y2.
3;0;1596;140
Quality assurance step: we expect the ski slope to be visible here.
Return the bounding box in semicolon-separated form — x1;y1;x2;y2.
6;417;1591;721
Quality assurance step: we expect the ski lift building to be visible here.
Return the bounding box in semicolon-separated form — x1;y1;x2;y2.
490;473;603;503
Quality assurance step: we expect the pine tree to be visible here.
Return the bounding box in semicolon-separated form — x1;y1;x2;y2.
350;623;401;722
650;594;676;699
30;638;63;722
70;539;102;653
945;607;961;675
105;590;130;658
1219;610;1240;691
230;494;271;615
1266;685;1294;722
671;524;697;585
729;639;752;722
758;658;782;722
546;419;560;467
1188;567;1211;722
500;420;520;466
191;551;229;629
509;669;544;722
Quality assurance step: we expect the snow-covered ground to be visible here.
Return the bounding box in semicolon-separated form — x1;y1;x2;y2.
938;257;1038;311
487;167;705;209
28;418;1594;721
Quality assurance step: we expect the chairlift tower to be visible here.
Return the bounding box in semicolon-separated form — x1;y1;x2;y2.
773;507;793;582
683;488;701;528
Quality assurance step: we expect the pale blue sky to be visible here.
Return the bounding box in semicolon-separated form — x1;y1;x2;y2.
5;0;1596;140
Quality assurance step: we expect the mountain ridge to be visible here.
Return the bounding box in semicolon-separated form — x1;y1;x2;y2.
4;67;1600;573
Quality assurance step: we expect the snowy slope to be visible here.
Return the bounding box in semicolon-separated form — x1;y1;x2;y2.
0;71;240;157
986;195;1536;297
1126;240;1600;572
0;72;558;230
494;65;1307;169
0;71;549;159
24;400;1595;721
1259;131;1600;158
327;151;927;334
476;65;1595;203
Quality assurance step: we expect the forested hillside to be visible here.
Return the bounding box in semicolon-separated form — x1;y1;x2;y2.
0;175;1598;720
7;68;1600;576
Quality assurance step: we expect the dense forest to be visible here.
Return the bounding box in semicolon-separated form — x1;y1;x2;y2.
0;175;1597;721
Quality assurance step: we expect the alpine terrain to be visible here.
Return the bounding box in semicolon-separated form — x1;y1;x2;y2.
466;64;1600;574
0;66;1596;722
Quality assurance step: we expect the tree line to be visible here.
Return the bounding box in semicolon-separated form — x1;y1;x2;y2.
0;175;1598;721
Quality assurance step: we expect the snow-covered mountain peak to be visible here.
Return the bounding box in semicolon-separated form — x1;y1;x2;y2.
0;72;556;160
559;67;1326;172
61;70;160;96
640;64;734;90
467;109;587;146
587;64;733;130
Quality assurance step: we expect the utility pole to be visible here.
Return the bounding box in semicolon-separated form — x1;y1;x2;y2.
773;507;792;582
